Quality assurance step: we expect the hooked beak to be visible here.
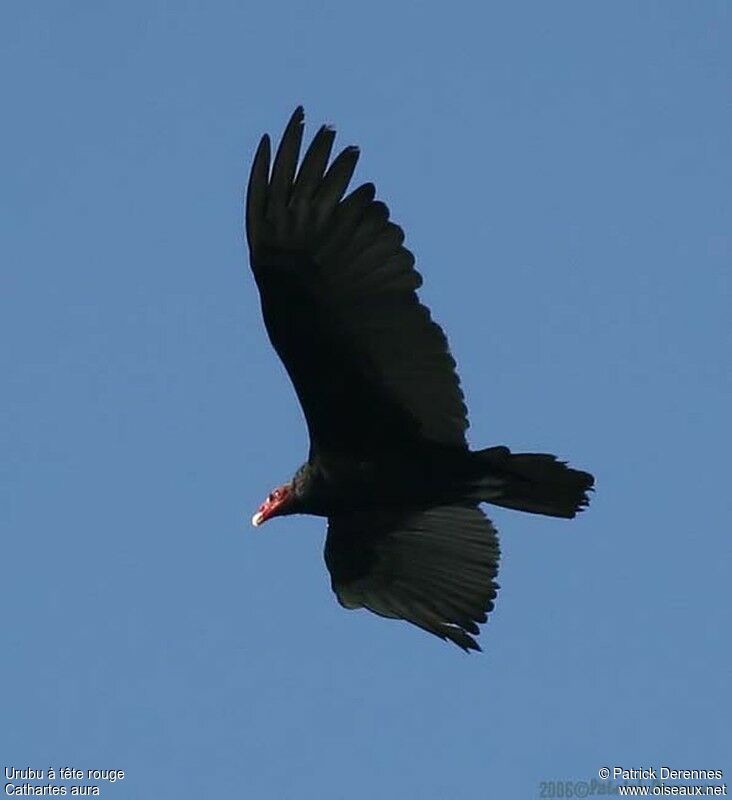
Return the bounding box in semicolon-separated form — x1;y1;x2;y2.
250;487;291;528
252;498;280;528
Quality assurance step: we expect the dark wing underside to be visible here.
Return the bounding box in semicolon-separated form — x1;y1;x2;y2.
324;504;500;651
246;107;468;458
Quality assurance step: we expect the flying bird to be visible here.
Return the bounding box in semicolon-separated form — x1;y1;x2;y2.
246;107;593;651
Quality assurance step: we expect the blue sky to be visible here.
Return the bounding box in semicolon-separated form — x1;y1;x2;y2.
2;2;730;797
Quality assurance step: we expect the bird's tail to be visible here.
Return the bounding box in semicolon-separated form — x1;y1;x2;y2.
471;446;594;519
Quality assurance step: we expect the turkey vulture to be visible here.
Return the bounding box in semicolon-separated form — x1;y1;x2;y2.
246;107;593;651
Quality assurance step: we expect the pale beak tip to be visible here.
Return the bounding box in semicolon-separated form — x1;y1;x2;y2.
251;512;264;527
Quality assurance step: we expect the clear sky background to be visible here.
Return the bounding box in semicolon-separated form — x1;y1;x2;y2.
2;2;730;798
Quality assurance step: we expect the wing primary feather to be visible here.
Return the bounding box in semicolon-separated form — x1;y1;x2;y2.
443;626;481;653
314;146;360;221
245;134;271;252
269;106;305;213
292;125;336;207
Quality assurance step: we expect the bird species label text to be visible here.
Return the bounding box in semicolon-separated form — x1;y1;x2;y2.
4;767;125;796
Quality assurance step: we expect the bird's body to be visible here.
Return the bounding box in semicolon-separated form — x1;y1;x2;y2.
272;446;497;517
246;107;594;651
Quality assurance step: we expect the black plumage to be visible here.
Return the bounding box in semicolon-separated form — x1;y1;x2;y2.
246;107;593;651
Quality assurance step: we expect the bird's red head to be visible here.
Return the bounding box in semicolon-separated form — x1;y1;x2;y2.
251;484;294;527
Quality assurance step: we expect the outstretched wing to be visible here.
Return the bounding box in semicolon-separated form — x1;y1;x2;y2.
246;107;468;459
324;504;500;651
